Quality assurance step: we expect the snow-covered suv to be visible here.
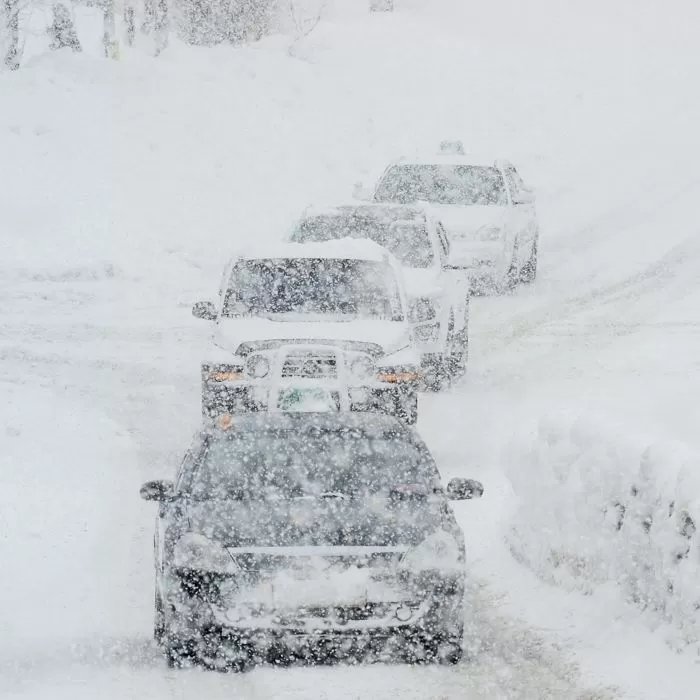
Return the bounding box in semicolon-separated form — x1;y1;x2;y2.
288;203;470;389
191;241;426;425
357;142;539;293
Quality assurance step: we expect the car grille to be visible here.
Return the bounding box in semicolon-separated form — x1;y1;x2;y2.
281;351;338;379
230;551;401;574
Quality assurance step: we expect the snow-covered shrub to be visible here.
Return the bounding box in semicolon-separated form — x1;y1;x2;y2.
505;414;700;655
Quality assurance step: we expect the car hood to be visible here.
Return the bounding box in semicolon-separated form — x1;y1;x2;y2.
213;318;410;357
401;267;444;300
424;204;507;238
185;497;443;549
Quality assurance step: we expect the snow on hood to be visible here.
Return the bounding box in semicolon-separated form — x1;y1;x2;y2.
401;267;444;300
214;318;410;357
424;204;507;238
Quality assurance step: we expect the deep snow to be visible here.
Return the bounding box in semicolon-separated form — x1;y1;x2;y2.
2;0;700;697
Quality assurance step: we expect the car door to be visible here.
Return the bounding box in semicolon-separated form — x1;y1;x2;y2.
502;164;536;266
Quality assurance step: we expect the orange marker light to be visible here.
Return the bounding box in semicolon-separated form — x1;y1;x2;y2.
217;413;234;430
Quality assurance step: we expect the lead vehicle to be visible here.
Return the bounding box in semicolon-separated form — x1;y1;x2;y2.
192;241;426;425
358;141;539;293
140;412;484;669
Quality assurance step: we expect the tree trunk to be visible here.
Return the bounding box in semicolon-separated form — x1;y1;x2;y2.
103;0;119;58
153;0;167;55
3;0;20;71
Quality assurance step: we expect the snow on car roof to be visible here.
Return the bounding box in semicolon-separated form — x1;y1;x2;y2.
230;239;394;264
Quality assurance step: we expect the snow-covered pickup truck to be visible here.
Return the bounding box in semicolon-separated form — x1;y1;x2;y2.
288;203;470;390
355;141;539;294
191;241;427;425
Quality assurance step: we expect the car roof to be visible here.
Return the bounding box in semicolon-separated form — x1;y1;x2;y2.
229;239;393;265
204;411;414;439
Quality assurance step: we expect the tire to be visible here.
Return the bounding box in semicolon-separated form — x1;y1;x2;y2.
520;239;538;283
164;634;196;669
421;360;445;392
495;244;519;294
445;312;468;380
422;625;464;665
397;392;418;425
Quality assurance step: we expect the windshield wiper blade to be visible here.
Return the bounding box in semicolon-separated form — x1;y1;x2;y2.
320;491;348;500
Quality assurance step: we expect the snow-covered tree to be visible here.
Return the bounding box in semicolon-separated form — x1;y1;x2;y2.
2;0;21;70
46;2;81;52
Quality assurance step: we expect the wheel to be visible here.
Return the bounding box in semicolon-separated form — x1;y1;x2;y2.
421;359;445;392
164;634;196;669
397;392;418;425
495;244;519;294
520;239;538;283
422;625;464;665
445;313;468;380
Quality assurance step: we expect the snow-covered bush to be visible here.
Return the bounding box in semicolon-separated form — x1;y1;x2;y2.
505;414;700;654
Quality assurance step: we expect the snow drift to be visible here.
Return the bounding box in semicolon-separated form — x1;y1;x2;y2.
505;413;700;654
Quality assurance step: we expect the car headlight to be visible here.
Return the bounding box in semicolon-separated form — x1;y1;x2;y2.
245;354;270;379
204;363;244;382
350;354;375;380
376;367;421;383
475;225;502;242
400;530;463;575
173;534;239;574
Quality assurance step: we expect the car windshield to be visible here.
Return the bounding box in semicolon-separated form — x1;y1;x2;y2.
186;430;437;500
374;164;507;206
292;211;434;269
222;258;402;321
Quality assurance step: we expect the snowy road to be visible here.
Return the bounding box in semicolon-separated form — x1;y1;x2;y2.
2;0;700;697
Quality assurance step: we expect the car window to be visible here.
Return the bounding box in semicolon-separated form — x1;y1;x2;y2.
292;211;435;269
222;258;403;321
374;164;507;206
184;430;439;500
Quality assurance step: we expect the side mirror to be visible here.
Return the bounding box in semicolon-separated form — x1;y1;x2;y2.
352;181;373;202
192;300;217;321
446;477;484;500
408;297;437;323
140;479;174;502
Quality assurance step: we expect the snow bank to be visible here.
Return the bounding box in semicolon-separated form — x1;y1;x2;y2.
505;413;700;654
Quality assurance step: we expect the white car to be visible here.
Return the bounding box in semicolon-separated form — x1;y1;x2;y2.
357;141;539;293
288;203;470;389
191;240;427;425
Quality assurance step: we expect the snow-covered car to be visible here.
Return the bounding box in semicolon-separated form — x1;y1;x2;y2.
191;240;426;425
140;411;484;669
356;141;539;293
287;203;470;389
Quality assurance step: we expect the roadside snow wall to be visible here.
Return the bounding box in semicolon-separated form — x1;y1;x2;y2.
505;413;700;654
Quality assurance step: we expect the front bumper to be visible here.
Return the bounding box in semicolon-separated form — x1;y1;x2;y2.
201;344;419;421
165;574;463;649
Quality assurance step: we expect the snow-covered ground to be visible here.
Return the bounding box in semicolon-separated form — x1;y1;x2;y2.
2;0;700;697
